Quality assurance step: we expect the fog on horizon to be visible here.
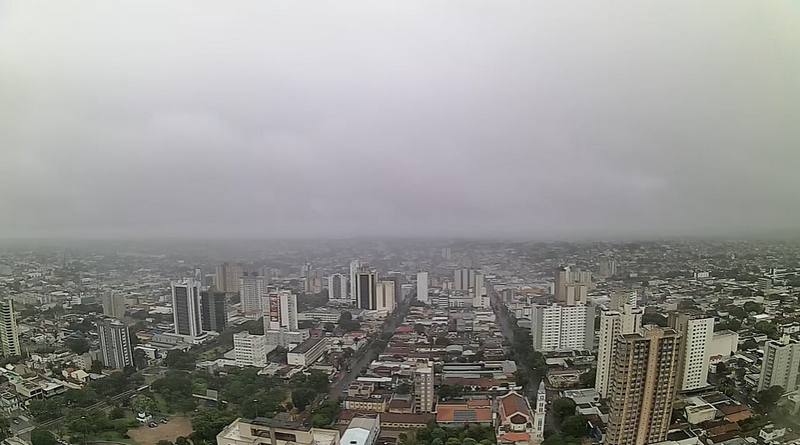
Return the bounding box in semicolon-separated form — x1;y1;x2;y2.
1;1;799;240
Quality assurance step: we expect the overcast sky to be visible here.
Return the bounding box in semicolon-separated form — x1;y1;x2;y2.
1;1;798;240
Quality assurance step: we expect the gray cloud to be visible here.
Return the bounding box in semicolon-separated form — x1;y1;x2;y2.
1;1;799;239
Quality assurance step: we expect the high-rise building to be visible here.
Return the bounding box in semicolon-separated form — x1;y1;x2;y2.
416;272;429;304
349;260;361;303
0;300;21;357
599;258;618;279
304;269;322;294
669;313;714;391
98;318;133;369
596;303;643;398
215;262;244;294
171;278;203;339
472;273;489;308
414;361;435;413
533;381;546;442
554;266;591;306
263;290;299;332
531;303;595;352
239;273;267;317
453;268;475;291
441;247;452;260
605;326;681;445
233;331;268;368
375;280;396;312
328;273;348;302
758;336;800;392
355;269;378;310
610;291;637;311
102;293;126;319
200;288;227;332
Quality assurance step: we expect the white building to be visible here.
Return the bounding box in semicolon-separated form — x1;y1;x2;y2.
758;336;800;392
239;273;267;317
340;417;380;445
328;273;348;302
263;290;298;332
233;332;268;368
349;259;361;303
472;273;490;308
416;272;429;304
531;303;595;352
101;293;126;319
534;381;546;442
0;300;21;357
670;313;714;391
216;418;339;445
171;278;204;341
596;303;643;398
98;318;133;369
287;337;329;367
375;280;396;313
414;362;434;413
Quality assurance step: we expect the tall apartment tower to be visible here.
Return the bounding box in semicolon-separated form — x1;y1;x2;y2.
355;269;378;310
414;362;435;413
102;293;126;319
98;319;133;369
239;273;267;317
554;266;591;306
349;260;361;303
669;313;714;391
171;278;203;339
596;303;644;398
200;288;227;332
0;300;21;357
758;336;800;392
375;280;396;312
328;273;348;301
215;262;244;294
233;331;268;368
605;326;681;445
531;303;595;352
263;290;299;332
416;272;429;304
453;268;475;291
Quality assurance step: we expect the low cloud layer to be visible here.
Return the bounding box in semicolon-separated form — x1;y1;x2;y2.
1;1;799;239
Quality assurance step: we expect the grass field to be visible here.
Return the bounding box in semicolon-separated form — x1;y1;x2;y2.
127;416;192;444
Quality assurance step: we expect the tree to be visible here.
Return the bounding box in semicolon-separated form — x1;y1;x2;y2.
742;339;758;350
338;311;361;332
0;417;9;442
31;429;58;445
109;406;125;419
743;302;764;314
66;337;90;354
579;368;596;387
176;437;191;445
396;382;411;394
728;306;747;319
561;415;588;437
292;388;316;411
756;386;784;413
754;321;779;339
164;350;196;370
157;441;174;445
190;409;237;444
132;395;158;415
552;398;576;422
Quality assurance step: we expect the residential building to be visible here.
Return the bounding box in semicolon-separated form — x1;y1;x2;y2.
605;326;681;445
200;288;227;332
375;280;396;313
531;303;595;352
596;303;643;398
416;272;429;304
239;273;267;317
233;332;268;368
328;273;348;302
216;417;339;445
98;318;133;369
454;268;475;291
414;362;435;413
101;293;126;318
171;278;203;340
215;262;244;294
0;299;20;357
669;313;714;391
554;266;591;306
758;336;800;392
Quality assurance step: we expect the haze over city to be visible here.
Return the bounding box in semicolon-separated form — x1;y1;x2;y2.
2;0;799;240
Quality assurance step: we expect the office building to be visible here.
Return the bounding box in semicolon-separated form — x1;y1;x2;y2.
101;293;126;319
239;273;267;317
669;313;714;391
216;417;340;445
554;266;591;306
758;336;800;392
453;268;475;291
596;303;643;398
304;269;322;294
328;273;348;302
263;290;299;332
416;272;429;304
531;303;595;352
215;262;244;294
375;280;396;313
200;288;227;332
233;331;268;367
98;318;133;369
599;258;618;279
472;273;489;308
0;300;20;357
605;326;681;445
384;274;403;305
355;269;378;310
287;337;329;367
171;278;203;340
414;362;435;413
349;259;361;302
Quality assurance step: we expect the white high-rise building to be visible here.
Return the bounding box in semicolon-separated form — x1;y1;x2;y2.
171;278;203;340
102;293;126;319
263;290;299;332
239;273;267;317
98;318;133;369
349;259;361;303
416;272;429;304
328;273;348;302
533;381;546;442
531;303;595;352
0;300;20;357
669;313;714;391
453;268;474;291
375;280;396;313
233;332;268;367
414;361;435;413
596;303;644;398
758;336;800;392
554;266;591;306
472;273;490;308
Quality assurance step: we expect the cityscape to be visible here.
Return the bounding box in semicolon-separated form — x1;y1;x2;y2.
0;240;797;445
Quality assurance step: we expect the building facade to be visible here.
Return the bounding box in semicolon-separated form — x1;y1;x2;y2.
171;278;203;340
215;262;244;294
0;300;20;357
669;313;714;391
416;272;429;304
101;293;126;319
239;273;267;317
98;318;133;369
554;266;591;306
531;303;595;352
233;332;268;367
596;303;643;398
201;288;228;332
758;337;800;392
328;273;348;302
414;362;435;413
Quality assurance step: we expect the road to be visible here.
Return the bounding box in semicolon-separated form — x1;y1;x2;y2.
328;293;413;398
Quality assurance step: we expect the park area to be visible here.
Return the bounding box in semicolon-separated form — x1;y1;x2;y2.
127;416;193;445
